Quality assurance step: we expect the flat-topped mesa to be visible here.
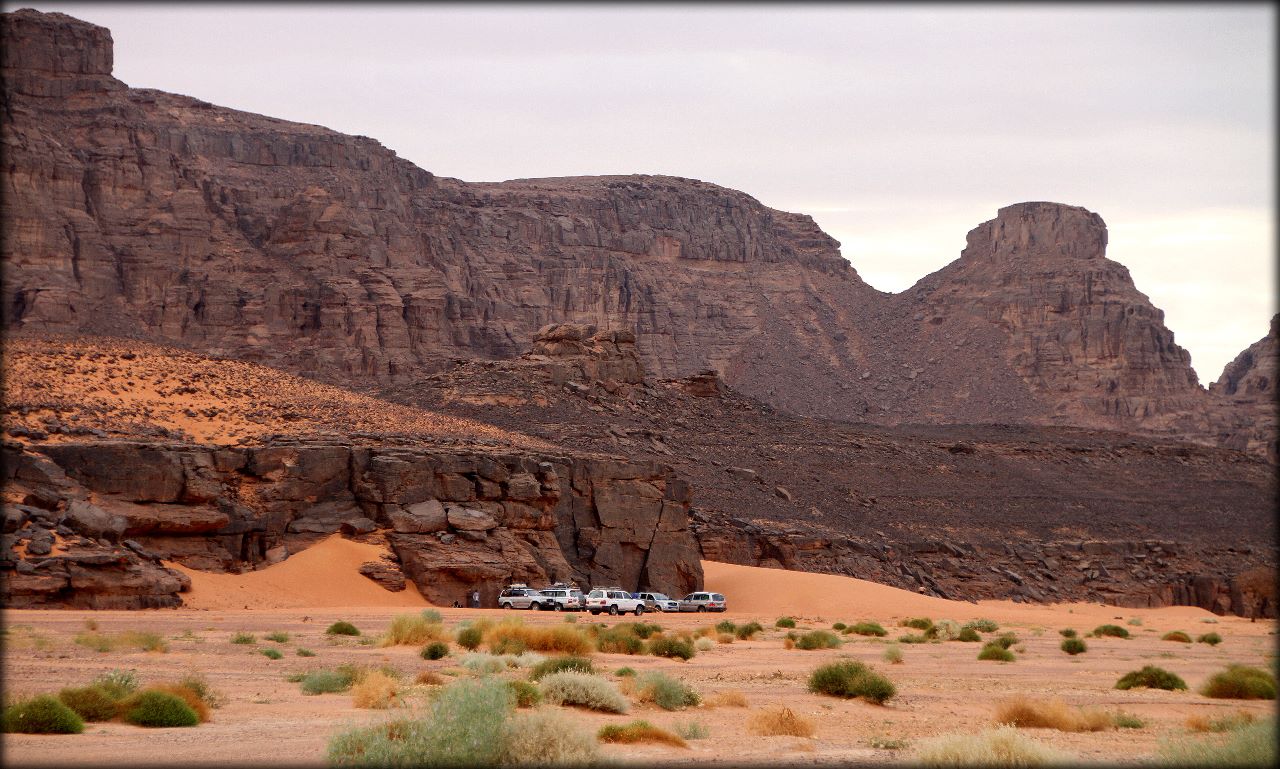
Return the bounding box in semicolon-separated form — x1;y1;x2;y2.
962;202;1109;264
0;9;120;96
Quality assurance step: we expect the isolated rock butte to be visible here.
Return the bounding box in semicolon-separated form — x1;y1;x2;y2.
1;8;1266;455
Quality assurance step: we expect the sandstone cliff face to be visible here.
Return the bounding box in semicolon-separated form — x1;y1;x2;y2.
2;439;702;608
4;9;1264;456
1207;315;1279;462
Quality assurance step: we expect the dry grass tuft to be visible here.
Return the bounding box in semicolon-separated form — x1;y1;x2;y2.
716;633;735;644
994;697;1110;732
484;621;593;656
351;671;400;709
747;706;816;737
379;614;448;647
1186;710;1257;733
415;671;446;686
151;684;210;723
914;725;1073;766
707;690;749;708
597;719;688;748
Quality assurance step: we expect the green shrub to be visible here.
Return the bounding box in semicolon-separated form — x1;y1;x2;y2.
898;633;929;644
499;709;600;764
260;648;283;660
635;672;700;710
832;622;847;631
994;632;1019;649
177;675;225;710
1061;638;1088;655
1127;617;1144;626
265;631;289;643
421;641;450;660
57;686;118;722
927;620;962;641
91;669;138;700
715;620;737;634
539;672;628;713
460;652;512;675
1197;632;1223;646
794;630;842;650
1162;630;1192;643
421;609;443;623
647;636;696;661
1114;665;1187;691
456;626;483;651
675;720;709;740
301;669;355;695
808;660;895;704
230;632;256;645
615;667;636;677
123;690;199;727
775;617;797;629
957;627;982;643
883;645;904;664
296;648;316;657
1200;665;1276;700
1059;628;1078;638
1156;718;1275;766
528;655;594;681
848;621;888;637
978;643;1015;662
596;626;645;655
2;695;85;734
507;679;542;708
903;617;933;631
1113;712;1145;729
734;621;764;640
963;619;999;633
1092;624;1130;639
325;621;360;637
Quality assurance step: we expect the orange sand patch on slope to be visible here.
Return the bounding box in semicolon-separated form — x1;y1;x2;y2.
702;559;1232;627
169;535;430;610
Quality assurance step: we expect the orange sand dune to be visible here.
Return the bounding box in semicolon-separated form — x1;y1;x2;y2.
169;535;429;610
702;559;1230;627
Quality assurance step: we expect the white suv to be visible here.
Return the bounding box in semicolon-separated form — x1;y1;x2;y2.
498;586;546;610
537;587;584;611
636;592;679;612
585;588;646;616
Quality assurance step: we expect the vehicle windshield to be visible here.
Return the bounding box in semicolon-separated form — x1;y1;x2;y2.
652;594;669;601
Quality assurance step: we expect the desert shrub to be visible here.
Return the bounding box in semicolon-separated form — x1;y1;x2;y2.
647;636;696;661
1186;711;1256;733
499;709;600;764
626;622;663;639
898;633;929;644
460;652;512;675
928;620;963;641
325;621;360;636
506;679;541;708
1115;665;1187;691
735;621;764;640
1156;718;1276;767
747;706;815;737
265;631;289;643
783;637;795;650
913;725;1073;766
57;686;117;722
1092;624;1130;639
808;660;895;704
231;632;256;645
716;633;735;644
1200;665;1276;700
301;669;355;695
380;613;447;647
456;625;483;651
598;719;688;747
1197;632;1223;646
692;625;717;639
794;629;842;650
1113;712;1145;729
1059;628;1077;638
177;675;225;710
903;617;933;631
351;670;399;709
421;641;450;660
148;684;210;723
296;648;316;657
957;627;982;643
416;670;446;686
963;619;999;633
528;655;594;681
91;669;138;700
1;695;85;734
1061;638;1088;655
978;643;1015;662
993;697;1111;732
635;672;701;710
614;666;636;678
883;644;904;664
848;621;888;637
708;690;748;707
775;617;797;628
74;630;168;653
485;621;593;656
539;671;628;713
1128;617;1144;626
675;720;709;740
596;626;645;655
832;622;847;631
260;648;283;660
994;632;1019;649
421;609;443;623
1162;630;1192;643
123;690;199;727
694;636;714;651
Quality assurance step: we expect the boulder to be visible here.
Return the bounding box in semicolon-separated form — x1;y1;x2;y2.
445;504;498;531
386;499;448;533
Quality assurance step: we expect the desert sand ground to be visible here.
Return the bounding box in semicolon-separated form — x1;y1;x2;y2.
3;541;1275;766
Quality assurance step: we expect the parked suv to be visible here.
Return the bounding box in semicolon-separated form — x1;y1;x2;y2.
537;586;584;611
585;587;646;615
498;585;547;610
677;592;727;612
636;592;679;612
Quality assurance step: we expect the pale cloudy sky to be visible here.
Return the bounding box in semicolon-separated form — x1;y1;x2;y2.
23;3;1276;381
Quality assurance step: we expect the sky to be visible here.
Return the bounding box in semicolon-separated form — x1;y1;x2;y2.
20;3;1276;381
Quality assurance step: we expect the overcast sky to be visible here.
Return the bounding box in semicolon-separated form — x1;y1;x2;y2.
23;3;1276;381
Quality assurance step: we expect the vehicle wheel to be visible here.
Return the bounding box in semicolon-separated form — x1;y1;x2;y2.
634;605;645;615
553;603;563;611
530;602;541;611
590;610;600;616
500;602;510;610
697;606;706;613
608;605;619;616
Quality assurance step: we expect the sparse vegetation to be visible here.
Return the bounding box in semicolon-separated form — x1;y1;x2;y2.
122;690;200;728
2;695;85;734
74;630;169;653
1127;617;1144;626
1186;711;1256;733
647;635;696;661
538;671;629;713
260;647;283;660
1115;665;1187;691
1092;624;1130;639
832;622;847;631
149;684;210;723
507;680;541;708
675;720;709;740
231;632;256;645
421;641;449;660
927;619;963;641
808;660;896;704
56;686;118;722
1156;718;1275;767
993;697;1111;732
1061;637;1087;655
456;626;483;651
380;613;448;646
1162;630;1192;643
300;669;355;695
91;670;138;700
747;706;815;737
993;632;1019;649
351;670;399;709
848;621;888;637
634;672;701;711
694;636;714;651
614;666;636;678
499;709;600;765
485;619;593;656
734;621;764;640
956;627;982;642
898;633;929;644
978;643;1015;662
902;617;934;631
529;655;594;681
325;621;360;637
1059;628;1077;638
598;719;688;747
708;690;748;707
265;631;289;643
775;617;797;629
1200;665;1276;700
794;629;842;650
296;648;316;657
416;670;446;686
913;725;1073;766
1113;712;1145;729
883;644;904;664
963;619;999;633
1197;632;1223;646
716;620;737;634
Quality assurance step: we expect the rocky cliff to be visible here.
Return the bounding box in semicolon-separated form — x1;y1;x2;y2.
2;9;1269;456
1207;315;1279;462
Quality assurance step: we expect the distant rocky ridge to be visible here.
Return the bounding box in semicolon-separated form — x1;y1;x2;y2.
1;9;1272;460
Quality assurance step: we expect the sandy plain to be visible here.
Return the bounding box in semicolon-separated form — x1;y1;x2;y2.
3;544;1275;767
